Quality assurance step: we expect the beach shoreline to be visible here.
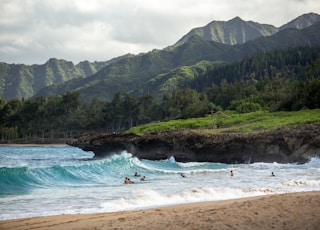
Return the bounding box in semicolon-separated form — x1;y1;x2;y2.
1;191;319;230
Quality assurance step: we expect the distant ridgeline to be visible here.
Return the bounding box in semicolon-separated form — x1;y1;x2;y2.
0;13;320;101
0;55;131;100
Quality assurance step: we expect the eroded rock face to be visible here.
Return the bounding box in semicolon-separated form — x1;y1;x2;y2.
68;124;320;163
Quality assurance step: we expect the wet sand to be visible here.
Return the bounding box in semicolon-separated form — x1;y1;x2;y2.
1;191;319;230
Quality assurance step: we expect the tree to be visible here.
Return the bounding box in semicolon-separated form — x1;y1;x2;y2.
16;97;46;139
0;97;5;110
137;94;156;124
162;88;208;119
0;98;22;128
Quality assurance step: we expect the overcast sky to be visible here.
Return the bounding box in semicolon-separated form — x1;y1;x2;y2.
1;0;320;65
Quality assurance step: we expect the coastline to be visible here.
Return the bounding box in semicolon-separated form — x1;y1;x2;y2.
1;191;319;230
70;124;320;163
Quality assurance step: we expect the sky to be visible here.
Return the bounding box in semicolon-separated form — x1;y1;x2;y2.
1;0;320;65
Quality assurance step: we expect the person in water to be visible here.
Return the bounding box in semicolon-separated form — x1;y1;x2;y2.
140;176;146;181
271;172;275;177
180;173;186;178
134;172;141;177
124;177;134;184
230;170;234;176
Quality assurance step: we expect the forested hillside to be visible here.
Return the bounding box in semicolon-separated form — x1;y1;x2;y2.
1;13;319;101
1;13;320;143
1;46;319;143
0;55;132;100
35;21;320;101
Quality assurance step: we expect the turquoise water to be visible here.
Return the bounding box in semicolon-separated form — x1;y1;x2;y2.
0;146;319;220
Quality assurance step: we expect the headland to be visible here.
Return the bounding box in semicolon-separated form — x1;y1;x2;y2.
68;124;320;164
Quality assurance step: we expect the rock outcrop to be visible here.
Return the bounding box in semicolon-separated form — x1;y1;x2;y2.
68;124;320;164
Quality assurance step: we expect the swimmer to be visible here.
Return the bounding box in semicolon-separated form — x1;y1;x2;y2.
230;170;234;176
124;177;130;184
271;172;275;177
134;172;141;177
140;176;146;181
180;173;186;178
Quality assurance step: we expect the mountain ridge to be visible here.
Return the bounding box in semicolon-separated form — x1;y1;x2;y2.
0;54;133;100
280;12;320;30
1;13;319;101
173;12;320;47
173;17;277;47
35;21;320;101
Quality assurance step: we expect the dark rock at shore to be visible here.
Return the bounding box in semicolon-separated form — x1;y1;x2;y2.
68;124;320;163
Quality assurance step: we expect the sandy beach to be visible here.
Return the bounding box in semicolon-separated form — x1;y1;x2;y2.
1;191;319;230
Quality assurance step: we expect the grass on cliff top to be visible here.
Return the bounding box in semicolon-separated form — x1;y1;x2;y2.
126;109;320;134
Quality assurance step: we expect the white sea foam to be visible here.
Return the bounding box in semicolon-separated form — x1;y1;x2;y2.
1;148;320;221
177;162;208;168
282;178;320;187
100;186;282;213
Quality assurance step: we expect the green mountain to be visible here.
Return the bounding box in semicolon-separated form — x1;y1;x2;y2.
173;13;320;47
35;21;320;101
0;55;133;100
173;17;278;46
2;13;320;101
280;12;320;30
143;60;221;97
35;37;235;101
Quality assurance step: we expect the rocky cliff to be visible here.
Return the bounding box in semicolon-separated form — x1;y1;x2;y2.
68;124;320;164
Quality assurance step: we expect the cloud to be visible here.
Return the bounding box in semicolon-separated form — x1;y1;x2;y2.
0;0;319;64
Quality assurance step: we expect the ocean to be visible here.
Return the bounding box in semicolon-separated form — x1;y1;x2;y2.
0;145;319;220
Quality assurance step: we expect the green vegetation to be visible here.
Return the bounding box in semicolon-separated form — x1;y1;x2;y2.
174;16;278;46
146;60;221;97
29;22;320;101
127;116;214;134
214;109;320;132
1;16;320;142
1;14;320;103
0;59;109;100
1;45;320;143
127;109;320;134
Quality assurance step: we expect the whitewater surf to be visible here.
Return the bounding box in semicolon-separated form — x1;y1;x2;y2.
1;145;319;220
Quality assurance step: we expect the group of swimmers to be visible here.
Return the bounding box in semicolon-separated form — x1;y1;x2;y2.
230;170;275;177
124;172;146;184
125;170;275;184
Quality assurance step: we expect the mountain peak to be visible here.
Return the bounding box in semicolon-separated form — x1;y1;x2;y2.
280;12;320;30
174;16;277;46
174;13;320;47
229;16;243;22
206;16;245;27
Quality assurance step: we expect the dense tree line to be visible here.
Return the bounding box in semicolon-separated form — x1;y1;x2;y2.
0;47;319;142
190;46;320;111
